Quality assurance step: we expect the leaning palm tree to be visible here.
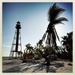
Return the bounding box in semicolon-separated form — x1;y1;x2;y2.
41;3;68;50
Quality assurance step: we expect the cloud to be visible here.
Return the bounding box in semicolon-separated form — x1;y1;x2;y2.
2;44;11;48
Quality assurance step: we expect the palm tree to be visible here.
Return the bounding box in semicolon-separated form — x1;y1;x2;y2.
62;32;73;61
34;40;44;58
22;43;34;61
41;3;68;50
25;43;34;53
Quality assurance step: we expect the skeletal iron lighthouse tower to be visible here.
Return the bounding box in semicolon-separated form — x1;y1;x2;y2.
9;21;22;58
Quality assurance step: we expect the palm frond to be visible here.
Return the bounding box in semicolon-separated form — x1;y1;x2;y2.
48;3;65;22
53;17;68;25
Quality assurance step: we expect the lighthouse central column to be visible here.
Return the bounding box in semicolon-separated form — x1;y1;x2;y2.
15;21;21;57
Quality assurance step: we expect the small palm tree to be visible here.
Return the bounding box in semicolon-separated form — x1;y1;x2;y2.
41;3;68;49
62;32;73;61
25;43;34;53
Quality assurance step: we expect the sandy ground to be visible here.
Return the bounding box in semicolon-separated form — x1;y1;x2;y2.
2;57;73;73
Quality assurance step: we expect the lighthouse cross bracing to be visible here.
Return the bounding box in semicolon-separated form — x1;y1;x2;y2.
9;21;22;58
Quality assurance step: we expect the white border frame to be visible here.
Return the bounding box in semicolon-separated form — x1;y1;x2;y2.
0;0;75;75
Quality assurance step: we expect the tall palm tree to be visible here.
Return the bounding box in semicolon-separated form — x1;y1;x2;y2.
41;3;68;49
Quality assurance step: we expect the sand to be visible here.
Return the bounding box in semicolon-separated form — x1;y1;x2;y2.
2;57;73;73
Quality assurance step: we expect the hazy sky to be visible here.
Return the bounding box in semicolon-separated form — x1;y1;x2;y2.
2;2;73;56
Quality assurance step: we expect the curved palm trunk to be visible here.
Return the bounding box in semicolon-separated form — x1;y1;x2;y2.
39;3;68;64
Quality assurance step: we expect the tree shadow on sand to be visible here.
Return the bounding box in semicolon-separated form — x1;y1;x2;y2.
47;62;65;73
20;61;65;72
54;62;64;68
48;67;56;73
20;62;44;72
3;61;16;65
3;61;65;73
32;63;45;72
21;62;64;73
32;62;65;73
3;66;20;73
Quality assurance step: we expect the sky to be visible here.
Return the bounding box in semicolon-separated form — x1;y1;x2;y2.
2;2;73;56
